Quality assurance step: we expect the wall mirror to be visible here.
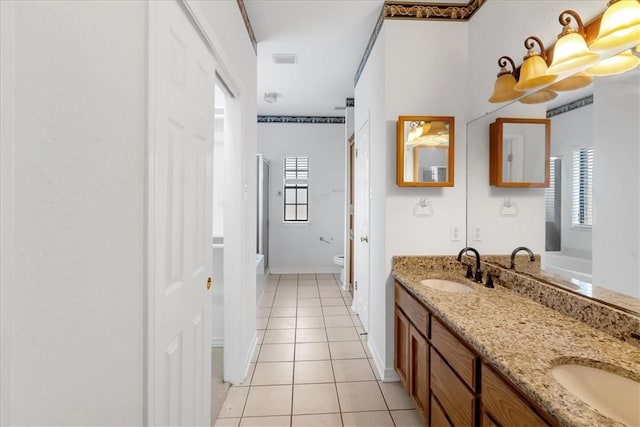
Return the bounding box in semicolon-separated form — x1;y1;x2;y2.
489;117;550;187
466;66;640;315
397;116;455;187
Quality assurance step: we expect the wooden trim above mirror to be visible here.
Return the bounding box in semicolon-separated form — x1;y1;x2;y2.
397;115;455;187
489;117;550;188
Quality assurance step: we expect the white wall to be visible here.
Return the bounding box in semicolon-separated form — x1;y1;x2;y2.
9;2;146;424
592;70;640;298
195;0;259;384
550;104;593;259
258;122;345;274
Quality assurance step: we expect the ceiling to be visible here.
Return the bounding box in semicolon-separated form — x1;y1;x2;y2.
244;0;384;117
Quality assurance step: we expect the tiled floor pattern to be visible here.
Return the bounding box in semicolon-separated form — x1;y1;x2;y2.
214;274;421;427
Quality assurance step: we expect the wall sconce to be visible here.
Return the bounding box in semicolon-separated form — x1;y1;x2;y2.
586;48;640;75
407;121;429;145
519;88;557;104
589;0;640;51
488;56;523;103
547;10;599;75
514;36;557;91
549;71;593;91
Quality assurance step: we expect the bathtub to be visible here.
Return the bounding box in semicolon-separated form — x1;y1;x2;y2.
542;252;592;283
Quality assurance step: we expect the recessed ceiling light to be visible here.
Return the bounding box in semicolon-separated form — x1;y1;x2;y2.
272;53;297;65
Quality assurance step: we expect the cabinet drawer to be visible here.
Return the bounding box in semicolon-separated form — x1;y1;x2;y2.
431;348;476;427
482;364;549;427
431;395;453;427
395;282;429;337
431;317;478;390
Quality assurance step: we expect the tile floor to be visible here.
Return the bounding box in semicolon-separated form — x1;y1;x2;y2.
214;274;421;427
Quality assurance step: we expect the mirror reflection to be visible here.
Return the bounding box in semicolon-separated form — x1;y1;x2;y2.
397;116;455;187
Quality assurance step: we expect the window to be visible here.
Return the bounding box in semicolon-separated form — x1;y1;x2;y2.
545;157;560;222
283;156;309;221
572;147;593;228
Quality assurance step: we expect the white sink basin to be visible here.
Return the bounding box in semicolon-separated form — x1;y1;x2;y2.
552;364;640;426
420;279;473;294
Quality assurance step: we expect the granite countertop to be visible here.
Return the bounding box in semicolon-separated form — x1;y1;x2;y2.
392;262;640;427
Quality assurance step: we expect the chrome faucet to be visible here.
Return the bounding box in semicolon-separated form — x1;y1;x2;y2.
457;247;483;283
510;246;535;269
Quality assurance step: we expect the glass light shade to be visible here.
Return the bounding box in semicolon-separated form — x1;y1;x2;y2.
415;134;449;146
426;121;448;136
549;71;593;91
407;122;429;144
548;32;599;74
519;89;557;104
586;49;640;76
589;0;640;51
514;54;558;90
489;71;523;103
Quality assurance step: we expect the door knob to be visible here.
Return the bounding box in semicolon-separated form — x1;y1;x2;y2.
207;277;212;290
360;236;368;243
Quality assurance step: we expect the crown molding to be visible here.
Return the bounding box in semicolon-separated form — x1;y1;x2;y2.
384;0;486;21
258;115;346;124
236;0;257;54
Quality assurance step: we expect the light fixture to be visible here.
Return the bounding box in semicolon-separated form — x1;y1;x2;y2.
589;0;640;52
407;121;430;145
549;71;593;91
519;88;557;104
586;49;640;75
547;10;599;75
264;92;279;103
488;56;523;103
514;36;558;91
425;121;448;136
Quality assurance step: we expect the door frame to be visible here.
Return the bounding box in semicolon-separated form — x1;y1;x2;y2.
0;1;16;424
145;0;244;421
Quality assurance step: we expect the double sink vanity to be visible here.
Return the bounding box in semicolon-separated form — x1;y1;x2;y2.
392;255;640;427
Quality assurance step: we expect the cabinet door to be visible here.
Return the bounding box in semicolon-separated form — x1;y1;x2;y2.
482;364;549;427
409;324;429;423
395;307;410;387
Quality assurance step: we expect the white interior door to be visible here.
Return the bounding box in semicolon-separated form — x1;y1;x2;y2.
148;1;215;424
354;119;371;332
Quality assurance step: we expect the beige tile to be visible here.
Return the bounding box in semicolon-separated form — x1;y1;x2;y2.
256;308;271;318
213;417;240;427
321;297;345;306
294;360;335;384
292;413;342;427
324;315;354;327
298;298;321;307
329;341;366;359
295;328;327;343
332;359;375;382
258;344;295;362
292;383;340;415
299;273;316;279
217;386;249;418
295;342;331;361
322;306;349;316
239;416;291;427
369;359;382;380
267;317;296;330
316;273;334;280
350;315;363;327
258;300;274;308
297;288;319;298
390;409;422;427
251;362;294;385
336;381;387;412
296;316;325;329
256;317;268;330
270;307;297;317
263;329;296;344
319;288;342;297
243;385;292;417
326;327;360;342
279;274;297;281
273;298;297;307
342;411;394;427
363;342;373;358
378;381;414;410
237;363;256;386
256;330;265;344
297;306;323;317
298;279;317;286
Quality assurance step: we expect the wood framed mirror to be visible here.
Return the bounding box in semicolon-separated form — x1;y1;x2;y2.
397;116;455;187
489;117;550;187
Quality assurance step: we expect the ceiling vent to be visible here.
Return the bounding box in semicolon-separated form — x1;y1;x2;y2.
272;53;298;65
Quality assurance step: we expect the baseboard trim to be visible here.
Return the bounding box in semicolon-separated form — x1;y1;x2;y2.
269;267;340;275
211;337;224;348
234;332;258;385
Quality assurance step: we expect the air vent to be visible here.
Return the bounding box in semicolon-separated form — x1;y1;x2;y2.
272;53;298;65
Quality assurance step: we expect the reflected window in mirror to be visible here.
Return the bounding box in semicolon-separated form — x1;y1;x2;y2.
490;117;550;187
397;116;455;187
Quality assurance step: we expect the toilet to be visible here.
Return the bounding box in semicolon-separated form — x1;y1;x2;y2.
333;254;345;283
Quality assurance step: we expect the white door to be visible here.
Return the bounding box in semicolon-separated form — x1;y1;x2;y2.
148;1;215;425
354;119;371;332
